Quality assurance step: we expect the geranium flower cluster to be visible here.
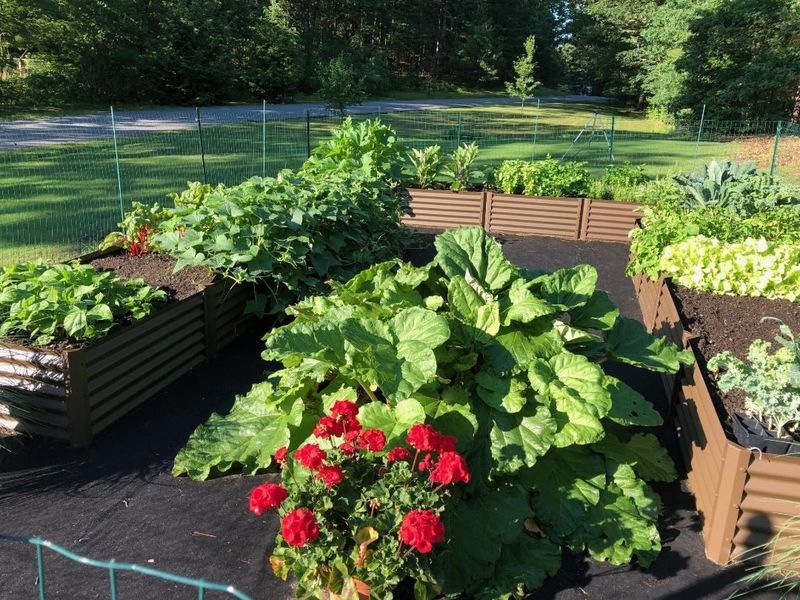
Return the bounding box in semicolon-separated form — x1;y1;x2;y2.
248;401;471;558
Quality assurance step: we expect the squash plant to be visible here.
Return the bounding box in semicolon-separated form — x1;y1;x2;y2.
174;227;692;597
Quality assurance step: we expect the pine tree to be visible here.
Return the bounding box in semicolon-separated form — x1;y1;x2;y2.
505;36;541;110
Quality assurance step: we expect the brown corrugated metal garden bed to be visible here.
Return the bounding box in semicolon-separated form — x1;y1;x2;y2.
401;188;640;242
636;274;800;565
0;252;256;447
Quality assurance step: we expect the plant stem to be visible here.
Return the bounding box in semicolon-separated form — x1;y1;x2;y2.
360;382;379;403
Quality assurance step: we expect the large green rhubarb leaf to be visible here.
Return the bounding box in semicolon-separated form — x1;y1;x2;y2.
491;536;561;599
536;264;597;310
172;382;307;480
489;405;557;472
604;316;694;373
592;432;677;482
604;376;663;426
434;227;517;292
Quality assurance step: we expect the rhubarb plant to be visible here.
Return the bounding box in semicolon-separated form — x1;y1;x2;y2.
174;227;692;597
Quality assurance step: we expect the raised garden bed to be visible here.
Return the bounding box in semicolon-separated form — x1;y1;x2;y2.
400;188;640;243
0;252;256;446
636;275;800;564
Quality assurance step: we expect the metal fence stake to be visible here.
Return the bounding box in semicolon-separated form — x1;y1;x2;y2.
306;110;311;158
694;103;706;161
195;107;208;184
456;112;462;148
770;120;783;177
532;98;541;160
110;106;125;220
609;115;616;163
261;100;267;178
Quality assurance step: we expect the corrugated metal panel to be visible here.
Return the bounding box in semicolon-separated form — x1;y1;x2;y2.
487;194;581;238
581;200;640;242
0;342;68;437
401;189;483;229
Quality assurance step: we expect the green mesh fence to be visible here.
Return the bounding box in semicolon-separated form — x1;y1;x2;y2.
0;534;252;599
0;103;793;266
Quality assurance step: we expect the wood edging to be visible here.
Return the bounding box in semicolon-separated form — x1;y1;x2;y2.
0;268;256;446
633;274;800;565
401;188;641;243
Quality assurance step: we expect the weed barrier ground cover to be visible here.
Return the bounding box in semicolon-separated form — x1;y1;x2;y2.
0;235;775;599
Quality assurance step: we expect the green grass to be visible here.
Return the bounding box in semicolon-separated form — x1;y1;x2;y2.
0;102;751;265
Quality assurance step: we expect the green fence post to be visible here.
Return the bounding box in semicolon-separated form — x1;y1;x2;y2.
532;98;541;160
693;103;706;161
261;100;267;178
770;120;783;177
109;106;125;220
456;112;462;148
195;107;207;184
608;115;616;163
306;110;312;158
35;543;45;600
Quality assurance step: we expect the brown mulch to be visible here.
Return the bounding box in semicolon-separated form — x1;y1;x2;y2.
89;252;215;301
734;135;800;182
671;284;800;423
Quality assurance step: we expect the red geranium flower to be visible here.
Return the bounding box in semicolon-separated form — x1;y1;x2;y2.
249;483;288;516
429;451;471;485
433;433;458;452
281;508;319;547
316;465;345;488
313;416;344;439
274;447;288;463
399;509;445;553
417;453;435;472
386;447;411;463
358;429;387;452
295;443;327;470
406;424;439;451
331;400;359;421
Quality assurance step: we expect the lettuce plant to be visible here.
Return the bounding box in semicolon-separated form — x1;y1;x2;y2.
708;322;800;438
659;236;800;301
174;227;692;597
494;157;589;197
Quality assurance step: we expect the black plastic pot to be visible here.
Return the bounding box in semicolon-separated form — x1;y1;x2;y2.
731;412;800;456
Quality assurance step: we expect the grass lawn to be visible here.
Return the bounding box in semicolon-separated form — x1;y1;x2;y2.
0;101;756;265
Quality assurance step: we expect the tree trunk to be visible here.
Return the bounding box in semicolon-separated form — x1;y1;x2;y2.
792;80;800;123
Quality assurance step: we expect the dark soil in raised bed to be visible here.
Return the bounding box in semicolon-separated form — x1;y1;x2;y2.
671;284;800;433
89;252;215;302
0;233;775;600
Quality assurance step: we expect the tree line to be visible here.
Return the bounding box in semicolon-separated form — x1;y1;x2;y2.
1;0;798;120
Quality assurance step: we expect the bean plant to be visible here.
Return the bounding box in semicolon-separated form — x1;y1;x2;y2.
0;262;165;346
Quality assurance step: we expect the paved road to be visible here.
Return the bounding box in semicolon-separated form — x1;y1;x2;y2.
0;95;610;149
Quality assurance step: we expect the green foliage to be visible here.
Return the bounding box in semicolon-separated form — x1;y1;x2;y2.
303;118;406;182
494;157;590;197
659;236;800;302
442;143;485;192
627;205;800;279
587;163;648;200
0;262;165;346
708;322;800;438
319;55;366;116
505;35;541;109
100;201;171;255
669;160;799;216
175;227;692;596
154;171;404;313
406;146;445;189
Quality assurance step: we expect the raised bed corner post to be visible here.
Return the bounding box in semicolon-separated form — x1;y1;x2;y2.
110;106;125;221
65;350;92;447
770;121;783;177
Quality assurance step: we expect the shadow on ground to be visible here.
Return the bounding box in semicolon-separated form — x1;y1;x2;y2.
0;234;775;599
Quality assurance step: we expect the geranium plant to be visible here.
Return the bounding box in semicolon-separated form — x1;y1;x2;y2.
250;400;471;598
